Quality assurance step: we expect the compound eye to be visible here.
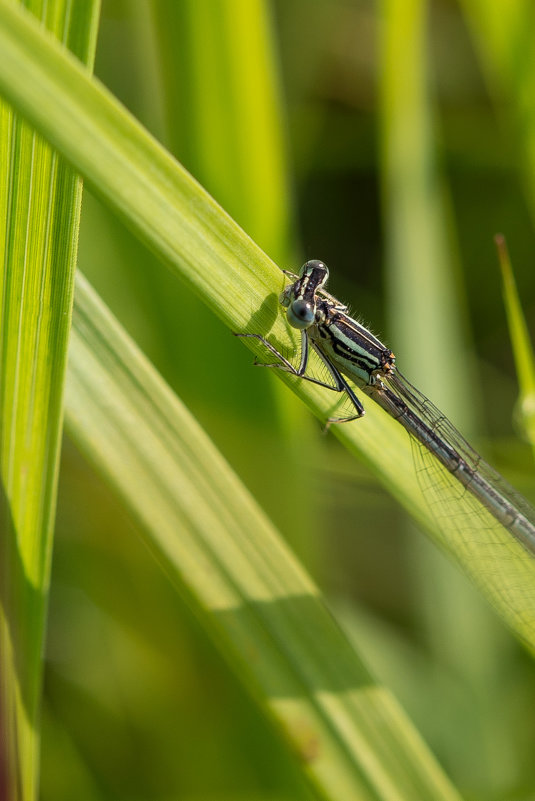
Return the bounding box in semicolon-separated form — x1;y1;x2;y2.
287;299;314;330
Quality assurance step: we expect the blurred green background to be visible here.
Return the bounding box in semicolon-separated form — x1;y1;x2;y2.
43;1;535;799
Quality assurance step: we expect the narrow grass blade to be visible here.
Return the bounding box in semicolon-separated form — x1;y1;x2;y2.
0;1;534;649
377;2;509;767
0;3;99;799
0;0;281;333
149;0;317;542
495;234;535;452
459;2;535;222
152;0;292;258
65;270;463;801
379;0;471;421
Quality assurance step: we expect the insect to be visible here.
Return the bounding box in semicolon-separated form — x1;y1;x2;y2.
236;259;535;556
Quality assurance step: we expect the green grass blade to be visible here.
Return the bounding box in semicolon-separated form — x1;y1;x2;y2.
379;0;470;419
459;1;535;222
65;270;463;801
0;0;278;331
0;0;534;650
148;0;318;543
378;6;532;784
378;0;506;741
0;2;99;799
152;0;292;258
495;234;535;452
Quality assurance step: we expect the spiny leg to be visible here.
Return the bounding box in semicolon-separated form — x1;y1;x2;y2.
309;342;365;424
234;331;301;373
235;332;366;422
234;331;356;394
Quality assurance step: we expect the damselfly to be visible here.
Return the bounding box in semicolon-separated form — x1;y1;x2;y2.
237;259;535;557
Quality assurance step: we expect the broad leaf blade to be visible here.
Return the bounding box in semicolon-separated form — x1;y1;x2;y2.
0;1;533;649
65;271;463;801
0;2;99;799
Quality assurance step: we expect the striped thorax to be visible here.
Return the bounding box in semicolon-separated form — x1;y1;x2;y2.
283;260;396;388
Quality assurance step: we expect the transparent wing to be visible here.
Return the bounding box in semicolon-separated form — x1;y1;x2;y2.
387;371;535;532
406;421;535;630
369;371;535;639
